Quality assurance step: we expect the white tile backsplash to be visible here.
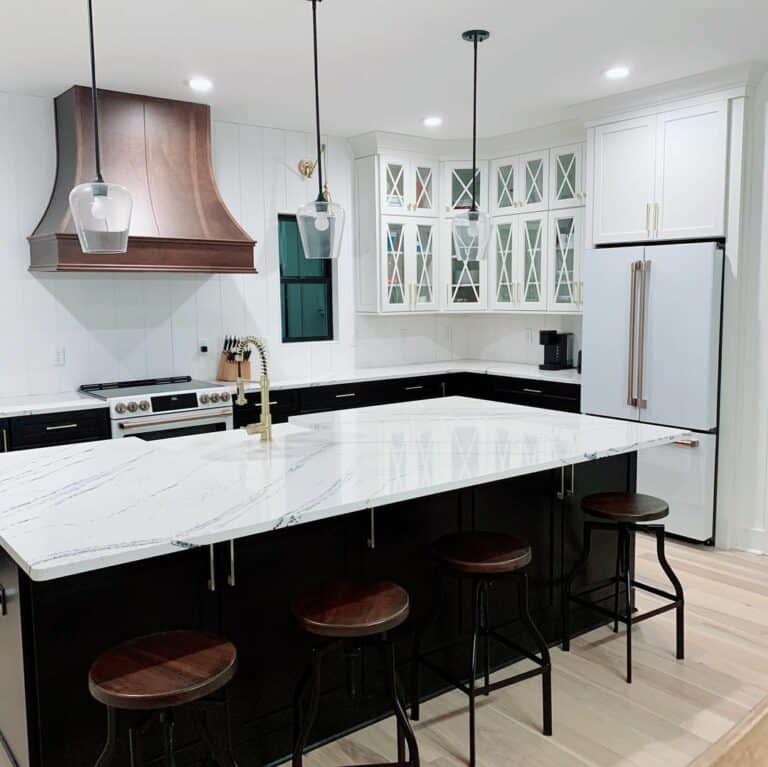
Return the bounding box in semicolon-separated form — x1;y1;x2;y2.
0;92;580;397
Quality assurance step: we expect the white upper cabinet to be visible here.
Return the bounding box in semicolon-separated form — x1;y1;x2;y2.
489;216;519;309
380;156;439;217
490;158;519;215
547;208;583;312
549;144;585;209
654;103;727;240
592;116;657;244
442;161;489;216
591;100;728;244
381;217;439;312
443;222;487;310
518;151;549;213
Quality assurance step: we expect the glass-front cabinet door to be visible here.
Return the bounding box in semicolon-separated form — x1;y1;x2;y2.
382;218;408;311
381;217;439;312
491;158;518;215
490;216;519;309
518;151;549;213
380;156;439;217
444;222;486;310
516;213;548;311
442;161;488;216
547;207;584;312
549;144;585;209
411;221;438;310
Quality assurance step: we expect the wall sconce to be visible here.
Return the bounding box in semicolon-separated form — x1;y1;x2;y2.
297;144;332;202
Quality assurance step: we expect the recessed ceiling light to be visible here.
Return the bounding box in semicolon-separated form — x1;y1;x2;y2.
423;116;443;128
604;66;630;80
187;76;213;93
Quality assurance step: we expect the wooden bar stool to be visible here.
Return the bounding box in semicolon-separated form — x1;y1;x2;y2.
88;630;238;767
562;492;685;683
410;532;552;767
291;579;419;767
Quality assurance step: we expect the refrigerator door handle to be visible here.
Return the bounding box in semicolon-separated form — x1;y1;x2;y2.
627;260;640;407
637;260;651;409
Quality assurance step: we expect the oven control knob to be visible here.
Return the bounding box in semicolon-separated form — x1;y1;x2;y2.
220;391;230;402
139;400;150;412
210;392;221;403
115;402;127;415
199;393;210;404
127;401;139;413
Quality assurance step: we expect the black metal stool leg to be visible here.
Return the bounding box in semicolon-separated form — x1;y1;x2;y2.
654;525;685;660
293;643;335;767
293;665;312;751
480;580;491;695
612;530;622;633
382;636;420;767
468;579;482;767
161;710;176;767
621;528;633;684
94;707;119;767
517;572;553;736
562;521;594;651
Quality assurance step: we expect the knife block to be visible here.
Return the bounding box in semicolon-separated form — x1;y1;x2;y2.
216;353;251;383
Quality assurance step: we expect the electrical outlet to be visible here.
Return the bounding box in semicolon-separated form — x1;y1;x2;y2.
53;347;66;367
199;339;209;354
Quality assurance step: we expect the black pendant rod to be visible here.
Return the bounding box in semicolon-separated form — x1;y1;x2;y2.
471;34;478;212
311;0;325;202
87;0;103;183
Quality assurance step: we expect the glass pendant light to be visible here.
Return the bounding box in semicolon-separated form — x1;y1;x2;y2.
297;0;345;260
69;0;132;254
452;30;491;263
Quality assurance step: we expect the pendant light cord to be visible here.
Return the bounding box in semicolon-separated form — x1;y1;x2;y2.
87;0;103;183
471;34;478;213
311;0;325;202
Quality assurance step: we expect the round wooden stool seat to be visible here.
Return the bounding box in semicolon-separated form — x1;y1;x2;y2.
291;579;410;638
433;531;532;575
582;492;669;523
88;630;237;711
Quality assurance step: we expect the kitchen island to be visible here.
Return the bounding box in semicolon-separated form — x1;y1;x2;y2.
0;397;688;767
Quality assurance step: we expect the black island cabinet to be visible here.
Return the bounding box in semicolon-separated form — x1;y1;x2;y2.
2;450;630;767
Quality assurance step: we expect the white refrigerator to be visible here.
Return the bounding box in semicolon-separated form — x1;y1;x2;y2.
581;242;723;543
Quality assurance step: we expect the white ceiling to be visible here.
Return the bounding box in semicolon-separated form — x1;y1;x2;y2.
2;0;767;139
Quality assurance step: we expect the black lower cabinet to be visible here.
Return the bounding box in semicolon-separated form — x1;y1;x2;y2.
233;389;300;429
487;375;581;413
9;408;110;451
15;453;629;767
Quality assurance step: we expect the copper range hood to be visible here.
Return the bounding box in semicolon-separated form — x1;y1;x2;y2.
29;86;256;273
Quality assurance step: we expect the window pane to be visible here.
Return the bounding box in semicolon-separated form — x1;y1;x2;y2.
282;283;331;340
279;216;325;278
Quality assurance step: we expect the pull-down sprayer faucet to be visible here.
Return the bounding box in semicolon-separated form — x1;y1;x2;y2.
234;336;272;442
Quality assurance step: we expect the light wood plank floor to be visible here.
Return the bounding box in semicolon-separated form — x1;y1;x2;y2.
300;535;768;767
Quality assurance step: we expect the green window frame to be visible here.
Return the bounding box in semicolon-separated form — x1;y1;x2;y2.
278;214;334;343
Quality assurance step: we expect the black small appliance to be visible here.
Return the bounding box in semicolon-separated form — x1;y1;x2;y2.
539;331;574;371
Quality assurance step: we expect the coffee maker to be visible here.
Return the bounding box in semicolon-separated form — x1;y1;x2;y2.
539;331;574;371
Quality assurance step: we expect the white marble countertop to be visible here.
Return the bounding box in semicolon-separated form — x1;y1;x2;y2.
0;397;686;582
219;359;581;393
0;392;108;418
0;361;578;418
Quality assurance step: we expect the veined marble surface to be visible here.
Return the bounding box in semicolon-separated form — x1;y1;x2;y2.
0;397;686;582
0;392;107;417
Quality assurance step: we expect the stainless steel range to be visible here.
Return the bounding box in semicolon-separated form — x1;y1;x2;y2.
80;376;233;440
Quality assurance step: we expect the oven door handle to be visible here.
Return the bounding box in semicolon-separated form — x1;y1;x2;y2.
118;409;232;430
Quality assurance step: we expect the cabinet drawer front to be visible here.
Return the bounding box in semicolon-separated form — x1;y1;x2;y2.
299;382;380;413
10;409;110;450
488;377;580;413
377;376;444;403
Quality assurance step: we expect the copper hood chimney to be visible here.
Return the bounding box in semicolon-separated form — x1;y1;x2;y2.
29;86;256;272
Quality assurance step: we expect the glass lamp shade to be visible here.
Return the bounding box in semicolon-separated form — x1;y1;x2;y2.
452;208;491;262
296;198;345;260
69;181;133;254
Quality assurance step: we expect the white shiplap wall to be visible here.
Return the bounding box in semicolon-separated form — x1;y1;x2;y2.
0;91;575;397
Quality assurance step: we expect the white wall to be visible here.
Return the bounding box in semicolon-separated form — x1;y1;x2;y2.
716;73;768;553
0;91;565;397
